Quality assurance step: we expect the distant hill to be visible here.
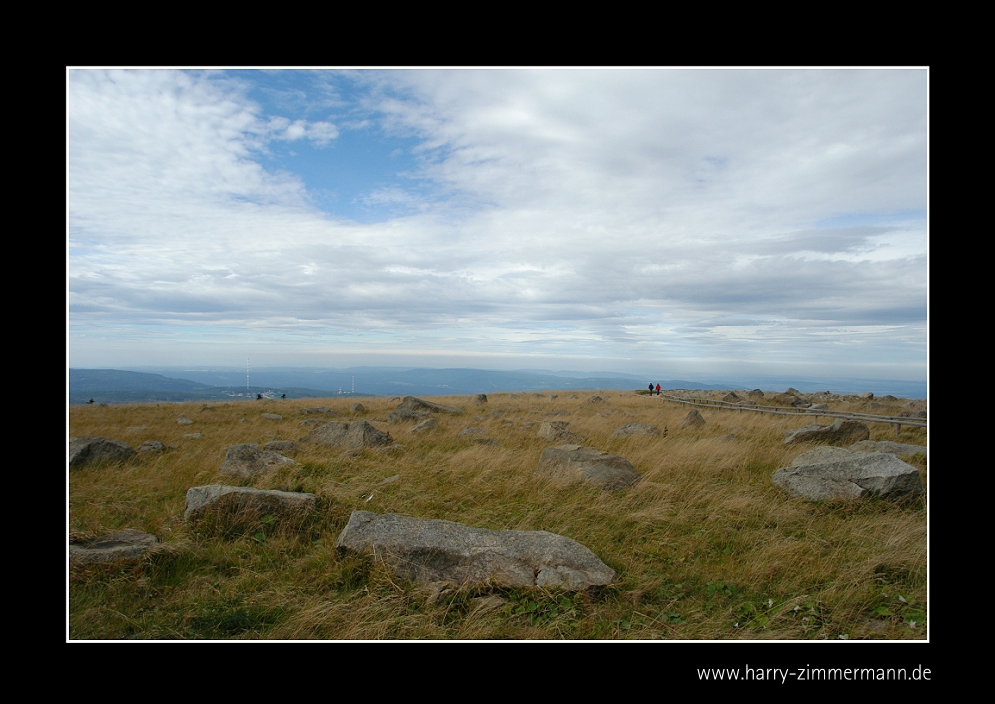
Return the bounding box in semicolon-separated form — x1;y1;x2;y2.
69;366;926;405
68;369;349;405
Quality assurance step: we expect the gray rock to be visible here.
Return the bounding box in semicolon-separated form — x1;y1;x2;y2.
536;445;640;491
70;529;158;565
849;440;927;458
301;407;340;416
335;510;615;590
748;389;765;399
396;396;464;415
177;416;193;425
350;403;366;413
613;423;662;438
411;417;439;433
386;408;432;422
299;418;324;428
585;395;605;404
784;418;870;446
722;392;741;402
69;437;136;469
301;420;393;449
773;446;924;501
680;409;706;429
537;421;584;443
184;433;203;439
261;413;283;421
137;440;165;454
473;394;488;404
184;485;316;523
219;443;296;478
261;440;301;455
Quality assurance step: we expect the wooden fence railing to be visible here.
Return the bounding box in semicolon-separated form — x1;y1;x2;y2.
650;392;927;433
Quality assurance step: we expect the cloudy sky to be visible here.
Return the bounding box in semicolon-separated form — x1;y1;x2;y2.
67;68;927;382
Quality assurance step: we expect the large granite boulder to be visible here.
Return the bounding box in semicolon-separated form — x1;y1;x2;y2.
69;437;136;469
772;446;924;501
396;396;464;415
220;443;296;478
335;510;615;590
184;485;316;524
300;420;393;449
69;529;158;565
536;445;640;491
784;418;870;445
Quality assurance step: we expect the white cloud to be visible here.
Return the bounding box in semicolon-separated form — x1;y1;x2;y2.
68;68;927;379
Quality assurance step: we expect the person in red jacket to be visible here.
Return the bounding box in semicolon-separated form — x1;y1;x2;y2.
655;383;661;396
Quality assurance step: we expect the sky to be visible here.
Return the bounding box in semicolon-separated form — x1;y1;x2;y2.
67;68;927;383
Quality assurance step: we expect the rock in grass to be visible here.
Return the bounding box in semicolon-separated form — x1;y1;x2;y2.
262;440;301;455
473;394;488;404
680;409;706;429
613;423;662;438
300;420;393;449
772;446;923;501
396;396;464;415
261;413;283;421
137;440;165;453
335;510;615;590
70;529;158;565
411;417;438;433
536;445;640;491
184;485;316;523
537;421;584;443
220;443;296;478
784;418;870;446
69;436;136;469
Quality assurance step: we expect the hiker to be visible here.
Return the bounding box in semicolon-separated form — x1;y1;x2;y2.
648;383;654;393
656;384;661;396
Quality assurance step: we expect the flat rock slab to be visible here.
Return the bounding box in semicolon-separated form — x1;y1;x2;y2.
300;420;393;448
537;444;640;491
773;446;924;501
185;485;316;523
849;440;927;458
335;510;615;590
70;529;158;564
220;443;296;478
396;396;464;415
261;413;283;420
69;437;136;469
784;418;870;445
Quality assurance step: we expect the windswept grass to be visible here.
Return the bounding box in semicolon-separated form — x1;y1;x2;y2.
69;390;927;640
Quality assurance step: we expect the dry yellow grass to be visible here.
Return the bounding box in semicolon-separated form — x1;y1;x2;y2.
69;390;927;640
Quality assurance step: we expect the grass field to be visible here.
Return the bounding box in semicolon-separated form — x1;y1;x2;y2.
68;390;927;640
